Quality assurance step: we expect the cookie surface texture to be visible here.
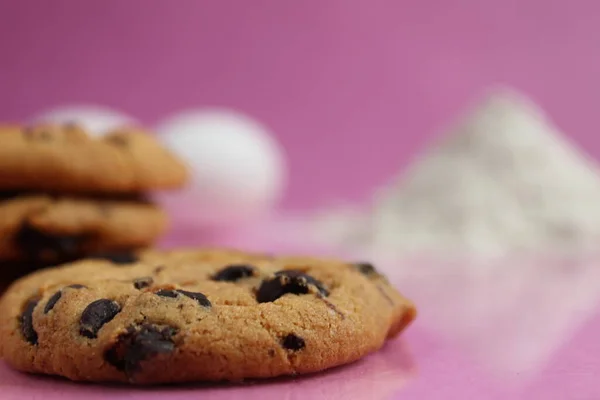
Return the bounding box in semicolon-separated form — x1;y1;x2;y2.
0;123;188;193
0;193;167;263
0;248;416;384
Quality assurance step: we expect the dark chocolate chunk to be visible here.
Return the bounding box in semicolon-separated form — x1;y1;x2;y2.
276;270;328;292
43;291;62;314
155;289;211;307
15;222;88;262
256;270;329;303
281;333;305;351
212;264;256;282
88;252;138;265
177;289;211;308
155;289;178;298
133;277;153;290
104;324;177;376
79;299;121;339
0;191;23;201
20;297;40;345
353;262;377;276
67;284;87;289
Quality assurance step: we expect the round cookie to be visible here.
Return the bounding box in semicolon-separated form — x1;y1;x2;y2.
0;193;168;263
0;248;417;384
0;123;188;194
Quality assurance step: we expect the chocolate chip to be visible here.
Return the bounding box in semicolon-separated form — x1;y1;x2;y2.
353;262;377;276
177;289;211;308
155;289;211;307
89;252;138;265
281;333;305;351
15;223;88;262
43;291;62;314
212;265;256;282
79;299;121;339
0;191;23;201
67;284;87;289
256;270;329;303
155;289;178;298
20;297;40;345
133;277;153;290
104;324;177;376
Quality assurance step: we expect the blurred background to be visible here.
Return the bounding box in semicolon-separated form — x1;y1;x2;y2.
4;2;600;398
2;0;600;211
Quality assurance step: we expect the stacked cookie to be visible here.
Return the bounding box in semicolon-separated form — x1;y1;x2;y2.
0;123;419;386
0;123;188;281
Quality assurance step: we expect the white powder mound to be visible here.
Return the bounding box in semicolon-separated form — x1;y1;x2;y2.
315;87;600;257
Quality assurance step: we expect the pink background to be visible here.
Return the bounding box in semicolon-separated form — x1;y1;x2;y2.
2;0;600;209
3;3;600;397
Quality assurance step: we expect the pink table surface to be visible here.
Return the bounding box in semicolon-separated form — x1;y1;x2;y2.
2;218;600;399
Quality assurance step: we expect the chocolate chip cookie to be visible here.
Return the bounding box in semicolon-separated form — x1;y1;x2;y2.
0;123;188;194
0;192;167;264
0;248;416;384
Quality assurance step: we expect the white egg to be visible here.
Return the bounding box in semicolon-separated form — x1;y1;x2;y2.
30;105;137;136
156;108;288;227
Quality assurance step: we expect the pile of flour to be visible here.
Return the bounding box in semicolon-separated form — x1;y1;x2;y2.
313;87;600;257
